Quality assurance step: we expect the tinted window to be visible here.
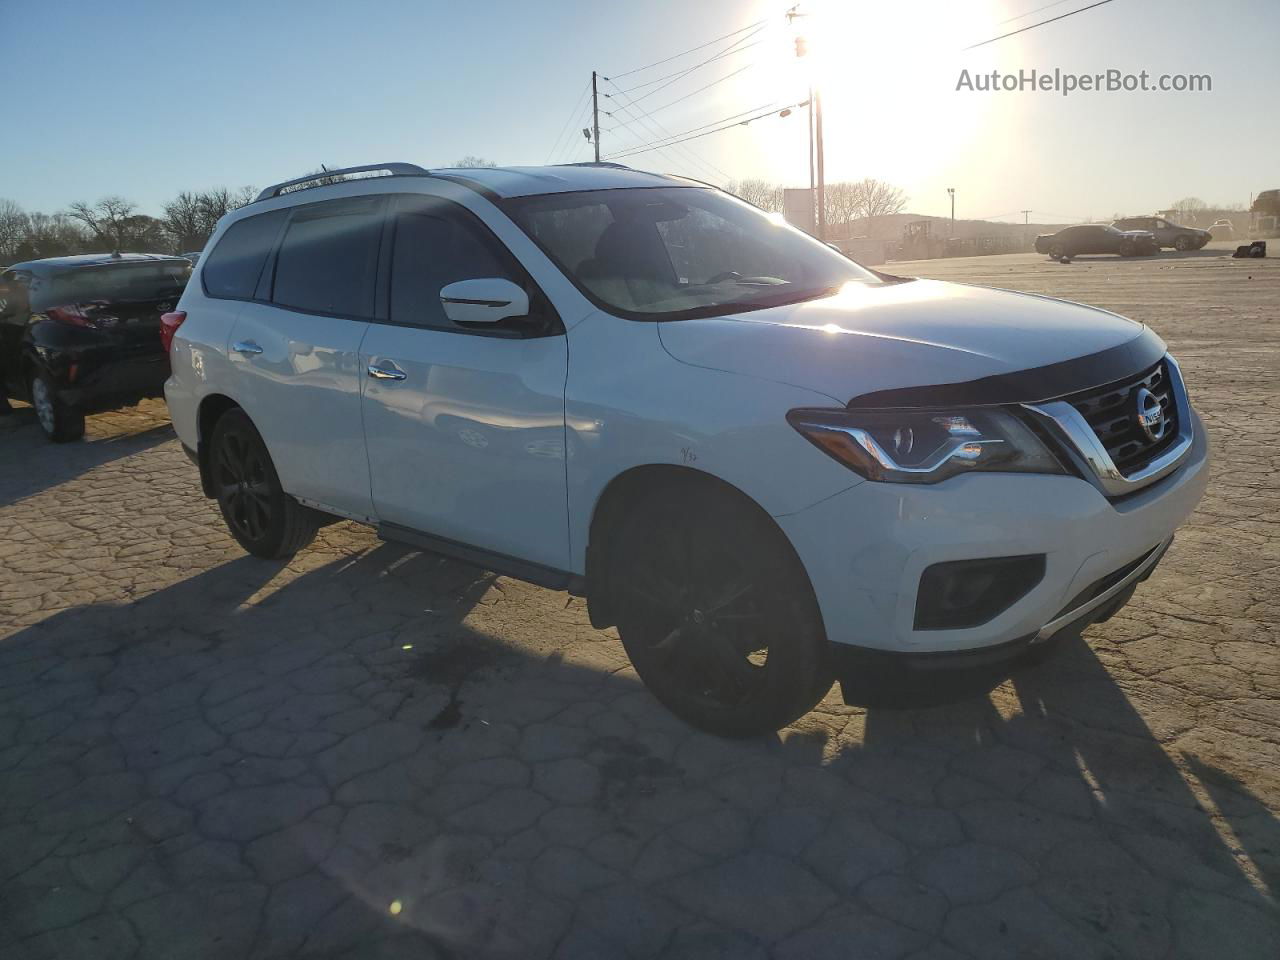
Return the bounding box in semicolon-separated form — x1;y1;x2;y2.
51;262;190;304
272;197;383;317
202;210;285;299
389;203;521;329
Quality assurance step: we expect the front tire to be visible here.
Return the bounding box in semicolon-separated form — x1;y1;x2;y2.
1174;235;1194;251
30;373;85;442
1048;243;1065;260
210;409;318;559
608;485;832;737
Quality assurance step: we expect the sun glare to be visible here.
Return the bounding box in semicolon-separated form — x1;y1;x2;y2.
735;0;1005;190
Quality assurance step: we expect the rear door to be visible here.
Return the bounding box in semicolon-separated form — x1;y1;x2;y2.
226;195;384;519
359;194;570;570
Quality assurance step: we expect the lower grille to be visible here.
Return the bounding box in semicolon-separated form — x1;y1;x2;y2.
1065;361;1180;476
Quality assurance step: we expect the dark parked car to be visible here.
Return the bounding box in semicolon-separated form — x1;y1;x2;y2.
1112;215;1210;251
1034;224;1158;259
0;253;191;440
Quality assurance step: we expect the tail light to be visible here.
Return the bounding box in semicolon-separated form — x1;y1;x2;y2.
47;304;93;327
160;311;187;352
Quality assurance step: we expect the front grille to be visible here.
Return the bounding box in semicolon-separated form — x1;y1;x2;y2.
1066;360;1180;475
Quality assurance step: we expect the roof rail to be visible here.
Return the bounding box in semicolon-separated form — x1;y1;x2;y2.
556;161;631;170
254;163;431;202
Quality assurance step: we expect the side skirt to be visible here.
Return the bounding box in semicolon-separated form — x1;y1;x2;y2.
378;521;584;595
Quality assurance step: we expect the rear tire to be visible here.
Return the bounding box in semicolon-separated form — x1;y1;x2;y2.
30;372;85;442
608;485;832;737
209;409;318;559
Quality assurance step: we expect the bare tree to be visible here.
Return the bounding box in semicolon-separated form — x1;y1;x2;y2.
1170;196;1207;220
724;179;785;213
0;199;27;261
21;212;91;259
855;178;907;219
66;196;138;250
163;186;255;251
451;156;497;168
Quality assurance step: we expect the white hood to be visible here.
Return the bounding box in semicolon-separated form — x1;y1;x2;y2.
657;278;1147;404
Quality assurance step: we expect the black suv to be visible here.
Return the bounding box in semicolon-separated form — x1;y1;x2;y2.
0;253;191;440
1112;216;1210;251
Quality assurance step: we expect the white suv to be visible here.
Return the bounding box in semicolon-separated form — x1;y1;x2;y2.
164;162;1209;736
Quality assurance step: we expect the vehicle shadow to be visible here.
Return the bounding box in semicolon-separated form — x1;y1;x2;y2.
0;409;173;509
1042;248;1229;264
1;547;1277;959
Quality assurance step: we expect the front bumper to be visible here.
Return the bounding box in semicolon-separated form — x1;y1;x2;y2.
776;410;1209;655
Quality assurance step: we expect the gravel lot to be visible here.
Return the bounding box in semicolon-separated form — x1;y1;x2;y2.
1;246;1277;959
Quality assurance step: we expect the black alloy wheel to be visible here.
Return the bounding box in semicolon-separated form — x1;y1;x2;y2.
610;487;831;737
210;409;318;558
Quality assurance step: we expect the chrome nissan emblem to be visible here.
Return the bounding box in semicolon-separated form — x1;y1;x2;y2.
1134;387;1167;442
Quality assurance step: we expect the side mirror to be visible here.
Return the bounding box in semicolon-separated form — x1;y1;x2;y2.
439;278;530;325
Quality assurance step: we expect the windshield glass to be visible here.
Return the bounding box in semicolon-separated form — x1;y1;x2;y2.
504;187;882;320
50;261;191;304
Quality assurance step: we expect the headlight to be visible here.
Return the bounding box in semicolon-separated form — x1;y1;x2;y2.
786;407;1066;484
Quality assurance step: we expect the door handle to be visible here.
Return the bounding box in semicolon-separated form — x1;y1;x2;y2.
232;340;263;355
367;361;407;381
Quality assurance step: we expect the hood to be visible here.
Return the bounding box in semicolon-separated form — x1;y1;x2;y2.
657;278;1149;404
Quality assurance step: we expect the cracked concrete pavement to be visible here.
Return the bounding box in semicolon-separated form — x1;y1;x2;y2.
1;249;1277;958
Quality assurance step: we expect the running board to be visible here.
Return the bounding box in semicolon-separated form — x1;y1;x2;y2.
377;522;580;593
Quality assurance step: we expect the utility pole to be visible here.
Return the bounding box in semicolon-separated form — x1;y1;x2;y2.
808;86;815;223
947;187;956;237
815;90;826;242
591;71;601;163
1021;209;1031;224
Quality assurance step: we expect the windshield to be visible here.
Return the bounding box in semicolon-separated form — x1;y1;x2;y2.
504;187;883;320
49;261;191;305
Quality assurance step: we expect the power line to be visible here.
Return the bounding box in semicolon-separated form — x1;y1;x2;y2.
997;0;1078;25
606;108;717;180
608;19;767;79
964;0;1118;50
614;27;767;110
603;80;734;183
602;100;784;158
554;99;596;164
609;62;756;121
605;100;807;161
545;79;592;163
607;36;767;95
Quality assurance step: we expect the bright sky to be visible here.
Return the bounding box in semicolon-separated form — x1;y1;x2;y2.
1;0;1274;224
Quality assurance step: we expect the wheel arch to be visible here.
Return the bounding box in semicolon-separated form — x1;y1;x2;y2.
195;393;243;498
582;463;811;630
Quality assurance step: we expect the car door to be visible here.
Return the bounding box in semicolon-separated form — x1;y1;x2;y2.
1150;218;1172;245
226;195;384;519
359;194;570;571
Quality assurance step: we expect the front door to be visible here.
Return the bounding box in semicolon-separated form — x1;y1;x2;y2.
360;195;570;571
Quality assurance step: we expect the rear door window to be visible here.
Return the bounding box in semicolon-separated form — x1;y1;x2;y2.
271;197;384;318
202;210;286;300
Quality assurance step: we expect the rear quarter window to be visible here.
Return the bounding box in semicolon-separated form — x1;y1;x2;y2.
202;209;287;300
